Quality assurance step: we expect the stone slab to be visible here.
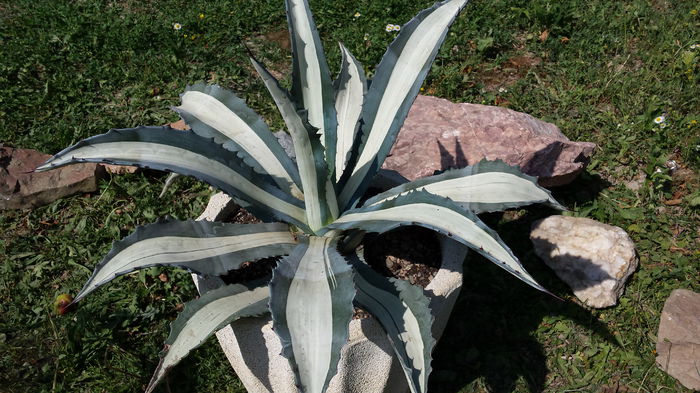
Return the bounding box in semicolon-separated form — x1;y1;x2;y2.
0;147;104;210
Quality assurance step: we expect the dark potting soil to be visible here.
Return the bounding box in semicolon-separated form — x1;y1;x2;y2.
361;226;441;287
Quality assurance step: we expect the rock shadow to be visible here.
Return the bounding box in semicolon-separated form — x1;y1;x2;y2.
437;138;469;171
428;208;619;393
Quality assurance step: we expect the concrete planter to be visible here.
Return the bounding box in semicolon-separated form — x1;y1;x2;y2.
193;192;468;393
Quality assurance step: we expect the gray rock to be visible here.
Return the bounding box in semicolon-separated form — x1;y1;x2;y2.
0;147;104;210
656;289;700;390
383;95;596;187
530;216;637;308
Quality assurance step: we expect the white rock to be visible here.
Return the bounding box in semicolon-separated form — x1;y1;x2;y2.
530;216;637;308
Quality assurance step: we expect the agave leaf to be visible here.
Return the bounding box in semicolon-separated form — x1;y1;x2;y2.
339;0;469;210
72;220;295;303
251;59;338;230
269;237;355;393
145;279;270;393
333;43;367;182
174;83;303;198
329;190;550;293
350;251;435;393
35;126;309;230
364;159;565;213
286;0;338;172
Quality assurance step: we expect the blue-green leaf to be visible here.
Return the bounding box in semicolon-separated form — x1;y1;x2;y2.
175;83;302;198
364;159;565;213
73;220;295;303
286;0;338;173
146;279;270;393
339;0;469;210
252;59;338;230
35;126;309;229
333;43;367;182
350;251;435;393
329;190;550;293
269;236;355;393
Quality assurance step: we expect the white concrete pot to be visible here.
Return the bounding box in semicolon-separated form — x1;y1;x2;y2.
193;192;467;393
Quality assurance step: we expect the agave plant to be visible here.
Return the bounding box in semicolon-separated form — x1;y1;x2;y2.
36;0;563;392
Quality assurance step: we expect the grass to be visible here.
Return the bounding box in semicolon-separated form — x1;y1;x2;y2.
0;0;698;392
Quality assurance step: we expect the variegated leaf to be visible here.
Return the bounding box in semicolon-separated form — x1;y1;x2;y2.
35;126;309;230
339;0;469;210
286;0;338;171
73;220;295;303
350;251;435;393
329;190;550;293
251;59;338;230
174;83;303;198
333;43;367;182
364;159;565;213
269;237;355;393
146;280;270;393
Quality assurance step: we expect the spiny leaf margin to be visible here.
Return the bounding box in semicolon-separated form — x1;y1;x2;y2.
339;0;469;210
350;250;435;393
36;126;309;230
146;279;270;393
174;82;302;194
73;219;295;303
269;237;355;393
363;159;565;213
330;189;551;294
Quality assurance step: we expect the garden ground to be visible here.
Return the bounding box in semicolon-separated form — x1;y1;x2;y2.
1;0;698;392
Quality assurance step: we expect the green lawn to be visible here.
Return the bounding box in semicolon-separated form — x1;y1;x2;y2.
1;0;698;392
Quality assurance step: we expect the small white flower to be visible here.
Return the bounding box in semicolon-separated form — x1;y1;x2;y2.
354;12;361;18
173;23;182;30
363;33;369;41
385;24;395;32
392;24;401;31
654;167;663;174
665;160;678;171
654;115;666;124
498;87;508;93
690;44;699;50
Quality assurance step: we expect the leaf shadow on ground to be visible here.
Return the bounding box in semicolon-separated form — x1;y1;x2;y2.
429;207;620;393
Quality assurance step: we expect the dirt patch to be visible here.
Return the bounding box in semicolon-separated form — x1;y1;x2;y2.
362;226;441;287
261;29;291;51
244;29;291;80
477;52;542;92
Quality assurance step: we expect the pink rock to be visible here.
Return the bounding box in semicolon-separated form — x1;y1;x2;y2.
383;95;596;187
0;147;104;210
656;289;700;390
